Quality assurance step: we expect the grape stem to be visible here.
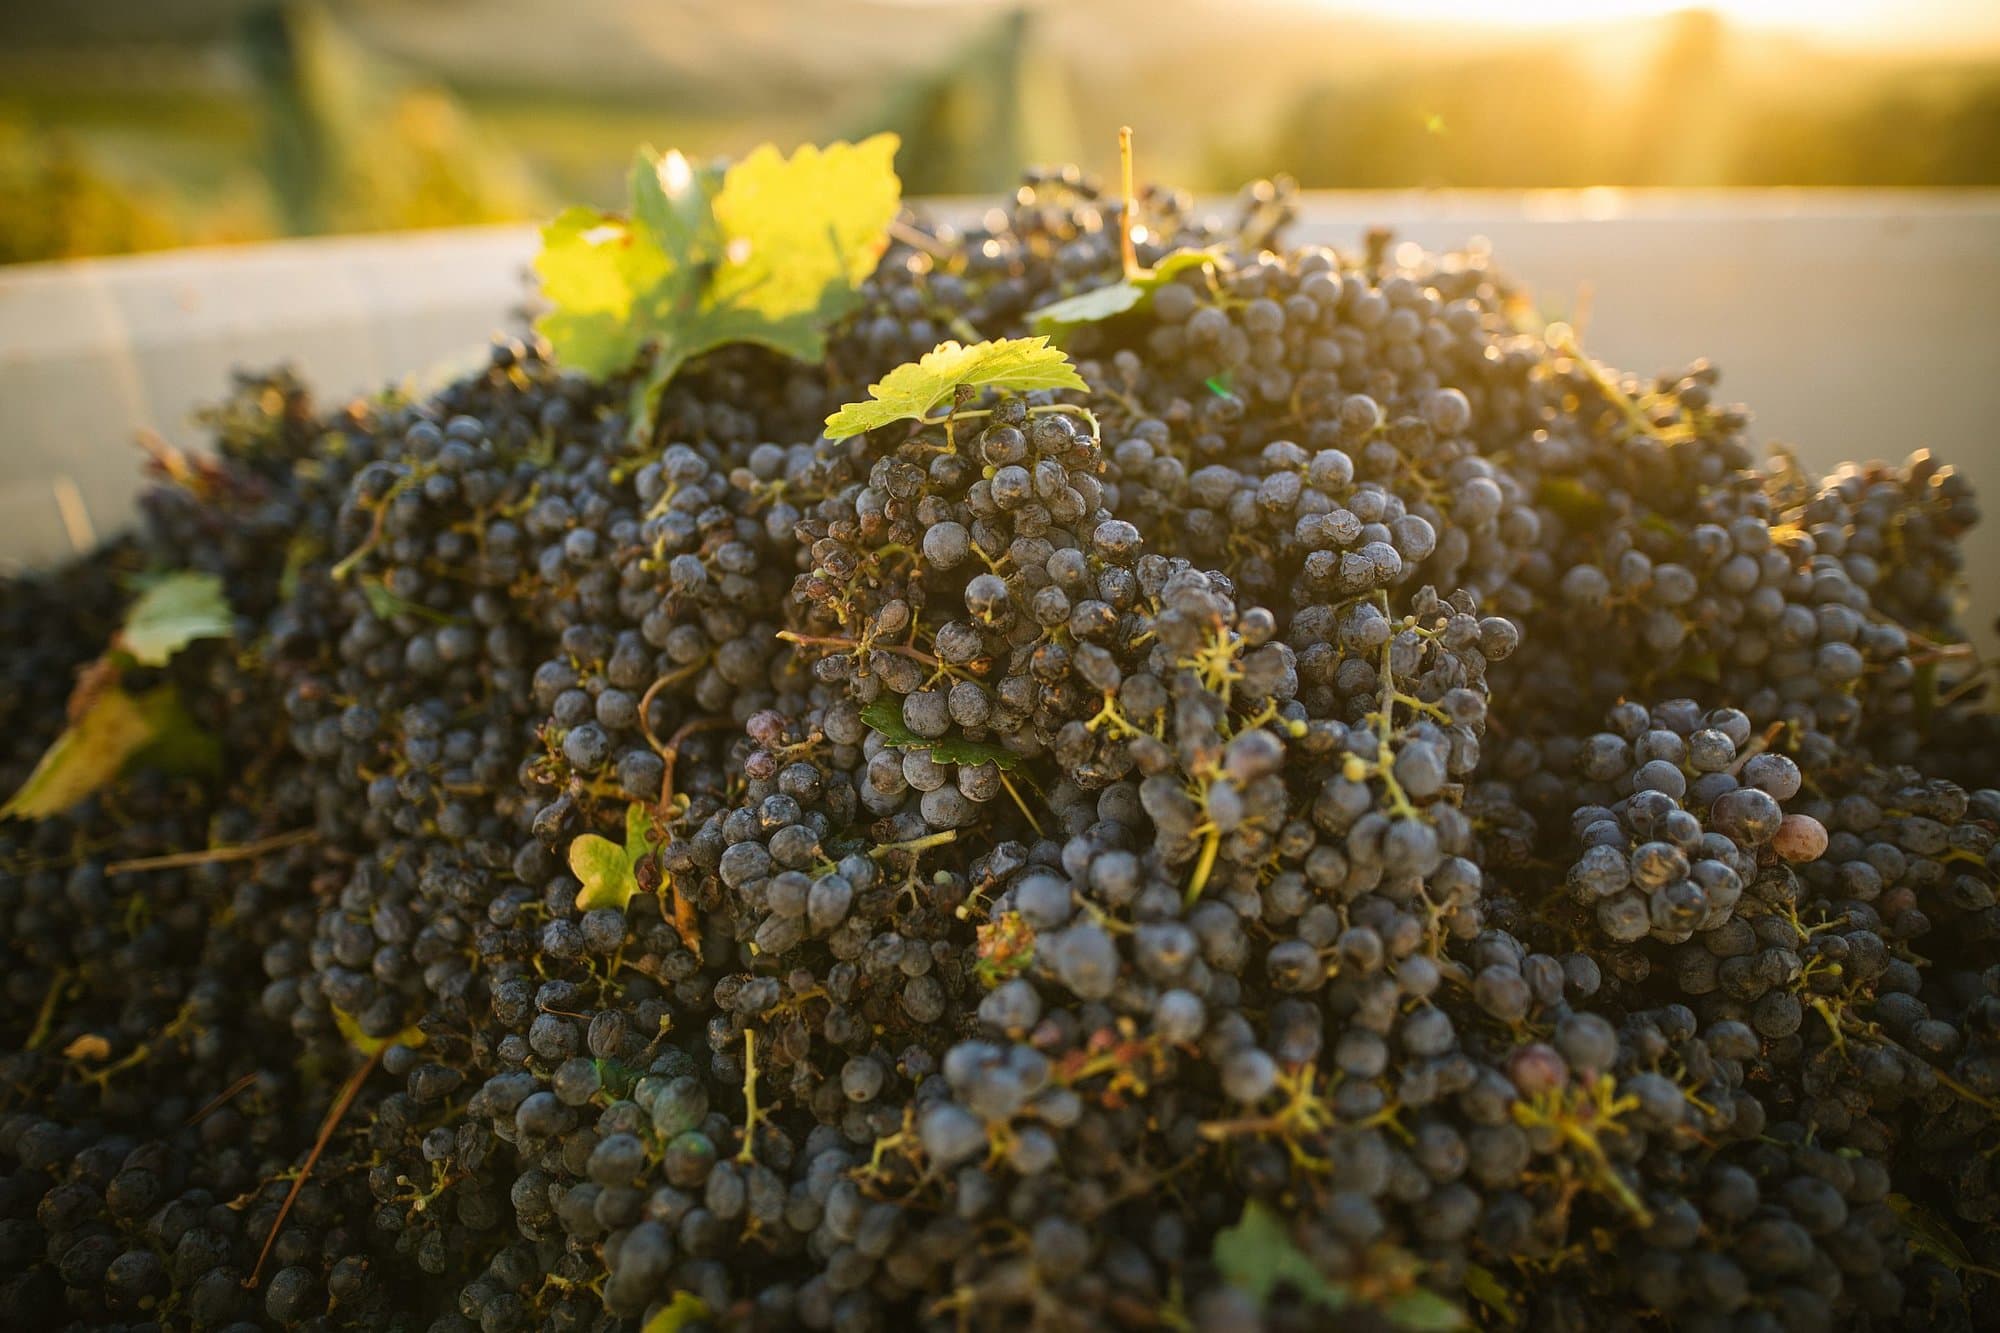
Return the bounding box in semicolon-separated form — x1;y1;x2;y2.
871;829;958;859
1183;824;1223;907
247;1047;381;1288
106;827;316;875
186;1070;262;1127
1118;125;1139;280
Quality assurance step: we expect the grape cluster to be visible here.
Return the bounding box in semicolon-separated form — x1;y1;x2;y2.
3;162;1998;1333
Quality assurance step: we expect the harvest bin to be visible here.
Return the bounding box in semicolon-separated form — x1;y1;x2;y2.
3;190;1997;643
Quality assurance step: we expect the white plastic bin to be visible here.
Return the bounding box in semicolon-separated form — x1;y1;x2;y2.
3;191;1997;641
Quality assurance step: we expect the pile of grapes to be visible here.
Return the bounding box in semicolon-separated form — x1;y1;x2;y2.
3;146;1998;1333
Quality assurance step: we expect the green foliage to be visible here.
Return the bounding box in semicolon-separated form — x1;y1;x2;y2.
1462;1265;1518;1327
860;697;1021;770
535;135;902;440
360;580;457;627
1213;1201;1466;1329
1535;476;1610;528
570;803;666;913
1028;249;1219;339
118;571;233;666
642;1292;712;1333
1887;1194;2000;1277
824;337;1088;439
1213;1200;1342;1310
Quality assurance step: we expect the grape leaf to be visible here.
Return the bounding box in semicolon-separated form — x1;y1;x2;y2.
130;686;222;780
570;804;665;914
1028;249;1220;337
2;684;160;820
1678;651;1722;684
1387;1289;1471;1331
570;833;637;914
642;1292;712;1333
1462;1264;1518;1327
1536;476;1609;528
533;203;673;380
624;800;665;865
118;572;232;666
859;696;1021;770
361;580;457;627
332;1006;428;1058
535;135;901;442
824;337;1089;439
1886;1194;1999;1276
1029;281;1146;330
695;135;902;358
1212;1200;1345;1310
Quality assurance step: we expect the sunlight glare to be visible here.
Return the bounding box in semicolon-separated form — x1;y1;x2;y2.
1319;0;1896;34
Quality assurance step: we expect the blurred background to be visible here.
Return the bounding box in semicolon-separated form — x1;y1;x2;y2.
3;0;1999;263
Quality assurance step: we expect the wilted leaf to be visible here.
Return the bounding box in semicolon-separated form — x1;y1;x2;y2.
63;1033;113;1062
1887;1194;1995;1276
2;684;159;820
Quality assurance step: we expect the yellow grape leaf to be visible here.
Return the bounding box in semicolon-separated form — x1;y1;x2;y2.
824;337;1089;439
332;1006;428;1057
571;833;638;913
642;1291;712;1333
2;684;159;820
535;136;901;443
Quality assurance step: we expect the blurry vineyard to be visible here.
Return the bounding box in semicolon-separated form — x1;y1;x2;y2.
1;0;1997;264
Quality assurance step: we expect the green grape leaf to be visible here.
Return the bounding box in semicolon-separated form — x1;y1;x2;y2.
592;1057;642;1100
642;1292;712;1333
130;686;222;780
536;136;901;442
570;833;639;914
1029;281;1146;331
859;697;1021;770
361;580;457;627
118;572;232;666
2;683;160;820
533;204;674;380
1028;249;1220;337
1213;1200;1346;1311
858;696;924;747
1387;1289;1471;1331
824;337;1088;439
625;800;664;865
1461;1264;1518;1327
1886;1194;1999;1276
332;1006;428;1058
1678;651;1722;684
630;148;723;265
1535;476;1609;528
569;803;664;914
